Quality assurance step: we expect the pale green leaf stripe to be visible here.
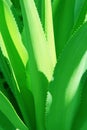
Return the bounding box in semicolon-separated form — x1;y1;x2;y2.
2;0;28;66
0;47;33;129
0;91;28;130
0;32;9;60
45;0;57;68
0;32;20;93
0;49;19;103
65;52;87;130
71;71;87;130
8;0;23;33
0;1;32;127
46;22;87;130
0;0;27;94
20;0;54;81
20;1;48;130
34;0;57;68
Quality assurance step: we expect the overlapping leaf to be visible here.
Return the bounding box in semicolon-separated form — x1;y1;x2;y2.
45;0;57;68
0;91;28;130
0;49;28;124
46;22;87;130
52;0;75;57
0;111;15;130
73;0;87;31
0;0;33;128
20;0;49;130
0;0;87;130
71;71;87;130
20;0;55;81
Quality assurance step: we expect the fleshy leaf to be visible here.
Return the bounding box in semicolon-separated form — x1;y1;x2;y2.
71;71;87;130
20;0;50;129
20;0;54;81
0;111;15;130
45;0;57;68
73;0;87;32
0;91;28;130
53;0;75;57
26;59;48;130
46;22;87;130
0;1;34;128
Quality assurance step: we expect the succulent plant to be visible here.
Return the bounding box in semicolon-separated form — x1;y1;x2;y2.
0;0;87;130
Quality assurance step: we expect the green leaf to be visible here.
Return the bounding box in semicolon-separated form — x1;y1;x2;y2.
34;0;45;29
52;0;60;15
0;91;28;130
80;121;87;130
10;0;21;12
74;0;85;23
53;0;75;57
0;50;25;122
0;47;31;128
34;0;43;18
73;0;87;32
45;0;57;68
26;59;48;130
0;111;15;130
46;22;87;130
0;0;28;67
0;1;34;128
34;0;57;68
20;2;50;129
20;0;54;81
71;71;87;130
22;27;48;130
9;0;23;33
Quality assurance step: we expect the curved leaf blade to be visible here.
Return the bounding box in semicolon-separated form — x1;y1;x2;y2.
71;72;87;130
20;0;54;81
0;1;34;128
0;91;28;130
73;0;87;32
46;22;87;130
45;0;57;68
53;0;75;57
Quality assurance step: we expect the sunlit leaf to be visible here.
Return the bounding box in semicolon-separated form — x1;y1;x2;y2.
46;22;87;130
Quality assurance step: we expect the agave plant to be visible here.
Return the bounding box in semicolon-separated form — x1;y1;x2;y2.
0;0;87;130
